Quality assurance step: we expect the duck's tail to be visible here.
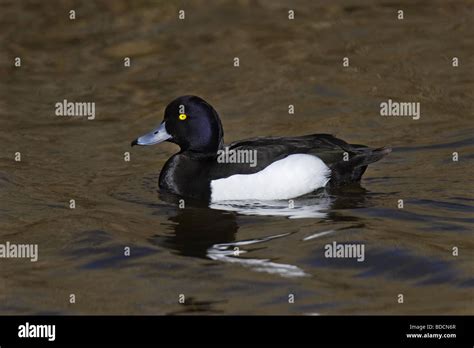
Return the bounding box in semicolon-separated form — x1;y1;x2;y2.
353;146;392;166
330;146;392;186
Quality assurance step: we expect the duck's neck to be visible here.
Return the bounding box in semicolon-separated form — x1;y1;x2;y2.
180;137;224;158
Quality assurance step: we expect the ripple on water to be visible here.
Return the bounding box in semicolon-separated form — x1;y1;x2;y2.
207;232;309;278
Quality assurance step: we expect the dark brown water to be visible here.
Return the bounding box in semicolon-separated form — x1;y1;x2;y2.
0;0;473;314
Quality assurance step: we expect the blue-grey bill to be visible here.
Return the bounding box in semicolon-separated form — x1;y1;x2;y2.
131;122;171;146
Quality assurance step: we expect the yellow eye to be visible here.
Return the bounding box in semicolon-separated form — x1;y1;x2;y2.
179;113;187;121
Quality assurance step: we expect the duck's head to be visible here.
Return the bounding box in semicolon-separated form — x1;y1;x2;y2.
131;95;224;153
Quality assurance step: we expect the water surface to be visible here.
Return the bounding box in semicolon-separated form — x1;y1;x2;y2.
0;0;473;314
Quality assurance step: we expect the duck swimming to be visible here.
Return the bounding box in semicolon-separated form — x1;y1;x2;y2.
131;95;391;202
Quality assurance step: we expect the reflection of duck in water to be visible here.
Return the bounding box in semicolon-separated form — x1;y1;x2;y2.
151;203;238;258
149;205;308;277
132;95;391;202
150;190;368;277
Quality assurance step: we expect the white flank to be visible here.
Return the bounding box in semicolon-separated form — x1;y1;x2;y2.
210;154;331;202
